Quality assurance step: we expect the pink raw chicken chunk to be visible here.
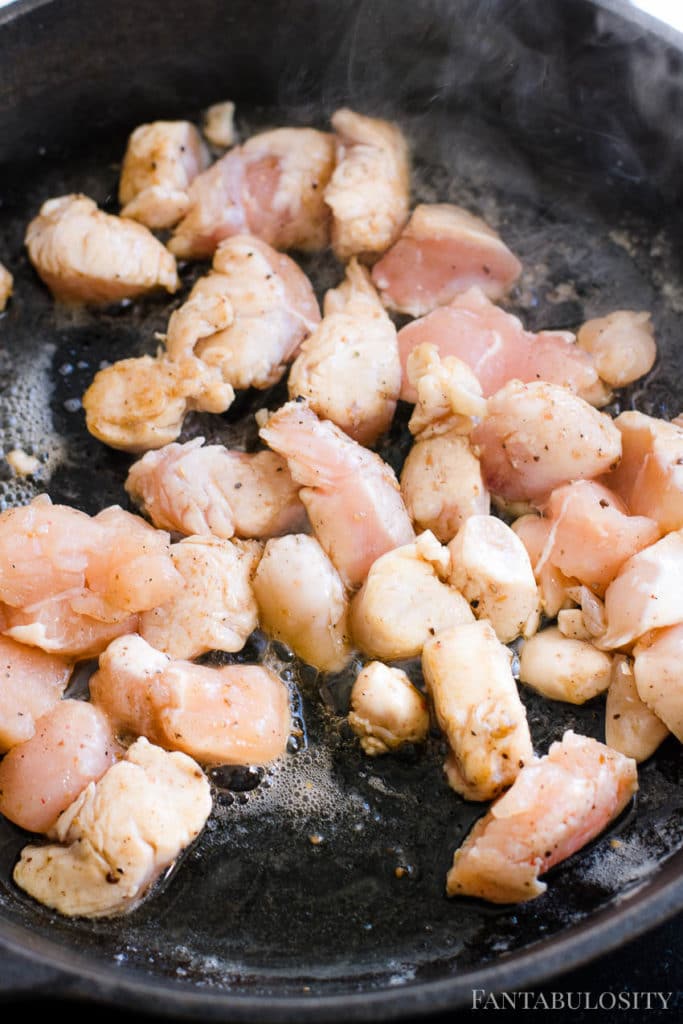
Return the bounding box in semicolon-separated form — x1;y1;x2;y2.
397;287;604;405
0;636;73;752
606;410;683;533
446;730;637;903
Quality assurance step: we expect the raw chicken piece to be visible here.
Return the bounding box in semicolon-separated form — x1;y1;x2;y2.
372;203;522;316
422;620;533;801
448;514;540;643
90;634;291;764
119;120;210;229
25;194;179;304
557;608;592;641
0;699;120;833
350;532;473;661
577;311;656;388
446;730;638;903
406;343;488;439
125;437;306;540
633;625;683;741
166;234;320;391
13;737;211;918
288;259;401;444
605;654;669;761
259;400;414;588
471;380;622;504
535;481;660;597
139;535;261;660
397;287;605;406
348;662;429;755
203;101;237;148
511;513;576;618
518;627;612;704
82;353;234;453
400;431;490;543
252;534;352;672
598;531;683;650
607;411;683;533
0;636;72;752
324;108;410;263
0;261;13;311
169;128;335;258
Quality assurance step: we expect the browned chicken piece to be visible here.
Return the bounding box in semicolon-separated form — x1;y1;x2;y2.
324;108;410;263
25;194;179;304
119;120;211;229
0;261;13;311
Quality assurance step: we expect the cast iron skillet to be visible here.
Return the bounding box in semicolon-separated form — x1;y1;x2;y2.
0;0;681;1018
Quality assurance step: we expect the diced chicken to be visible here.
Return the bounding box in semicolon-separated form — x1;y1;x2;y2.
169;128;335;259
422;620;533;801
2;601;139;662
605;654;669;761
0;261;13;311
511;513;576;618
406;343;488;439
165;235;321;391
535;481;660;597
518;626;612;704
6;449;40;477
350;532;473;662
288;259;400;444
0;637;72;752
577;311;656;388
139;535;260;660
259;400;414;588
448;515;540;643
82;353;234;453
471;380;622;504
119;120;210;229
125;437;306;540
252;534;352;672
598;531;683;650
324;108;410;263
557;608;592;641
397;287;606;406
348;662;429;756
633;625;683;741
25;194;179;304
13;737;211;918
607;411;683;533
203;101;237;148
0;699;120;833
400;431;490;543
372;203;522;316
90;634;291;765
446;730;638;903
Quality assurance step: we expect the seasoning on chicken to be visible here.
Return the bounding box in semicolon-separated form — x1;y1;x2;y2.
165;234;320;391
605;654;669;762
518;626;612;704
253;534;352;672
259;400;414;589
139;535;261;660
324;108;410;264
25;194;179;304
577;311;657;388
90;634;291;765
633;625;683;741
397;287;606;406
0;637;72;752
13;737;211;918
288;259;401;445
422;620;533;801
448;515;540;643
607;410;683;533
0;261;13;311
125;437;306;540
119;120;211;229
0;699;120;834
471;380;622;504
350;531;473;662
348;662;429;756
203;101;237;149
446;730;638;903
372;203;522;316
169;127;335;259
82;353;234;453
406;343;488;439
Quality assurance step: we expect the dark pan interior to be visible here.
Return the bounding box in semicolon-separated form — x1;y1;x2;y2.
0;0;682;1018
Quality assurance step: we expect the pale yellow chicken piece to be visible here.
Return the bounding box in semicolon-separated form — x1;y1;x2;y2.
0;261;13;311
406;342;488;439
605;654;669;762
577;311;656;389
348;662;429;756
202;101;237;148
518;626;613;704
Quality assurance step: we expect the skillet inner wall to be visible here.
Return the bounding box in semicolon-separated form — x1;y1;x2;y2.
0;0;682;997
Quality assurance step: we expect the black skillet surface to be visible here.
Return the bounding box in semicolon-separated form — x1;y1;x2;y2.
0;0;682;1018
